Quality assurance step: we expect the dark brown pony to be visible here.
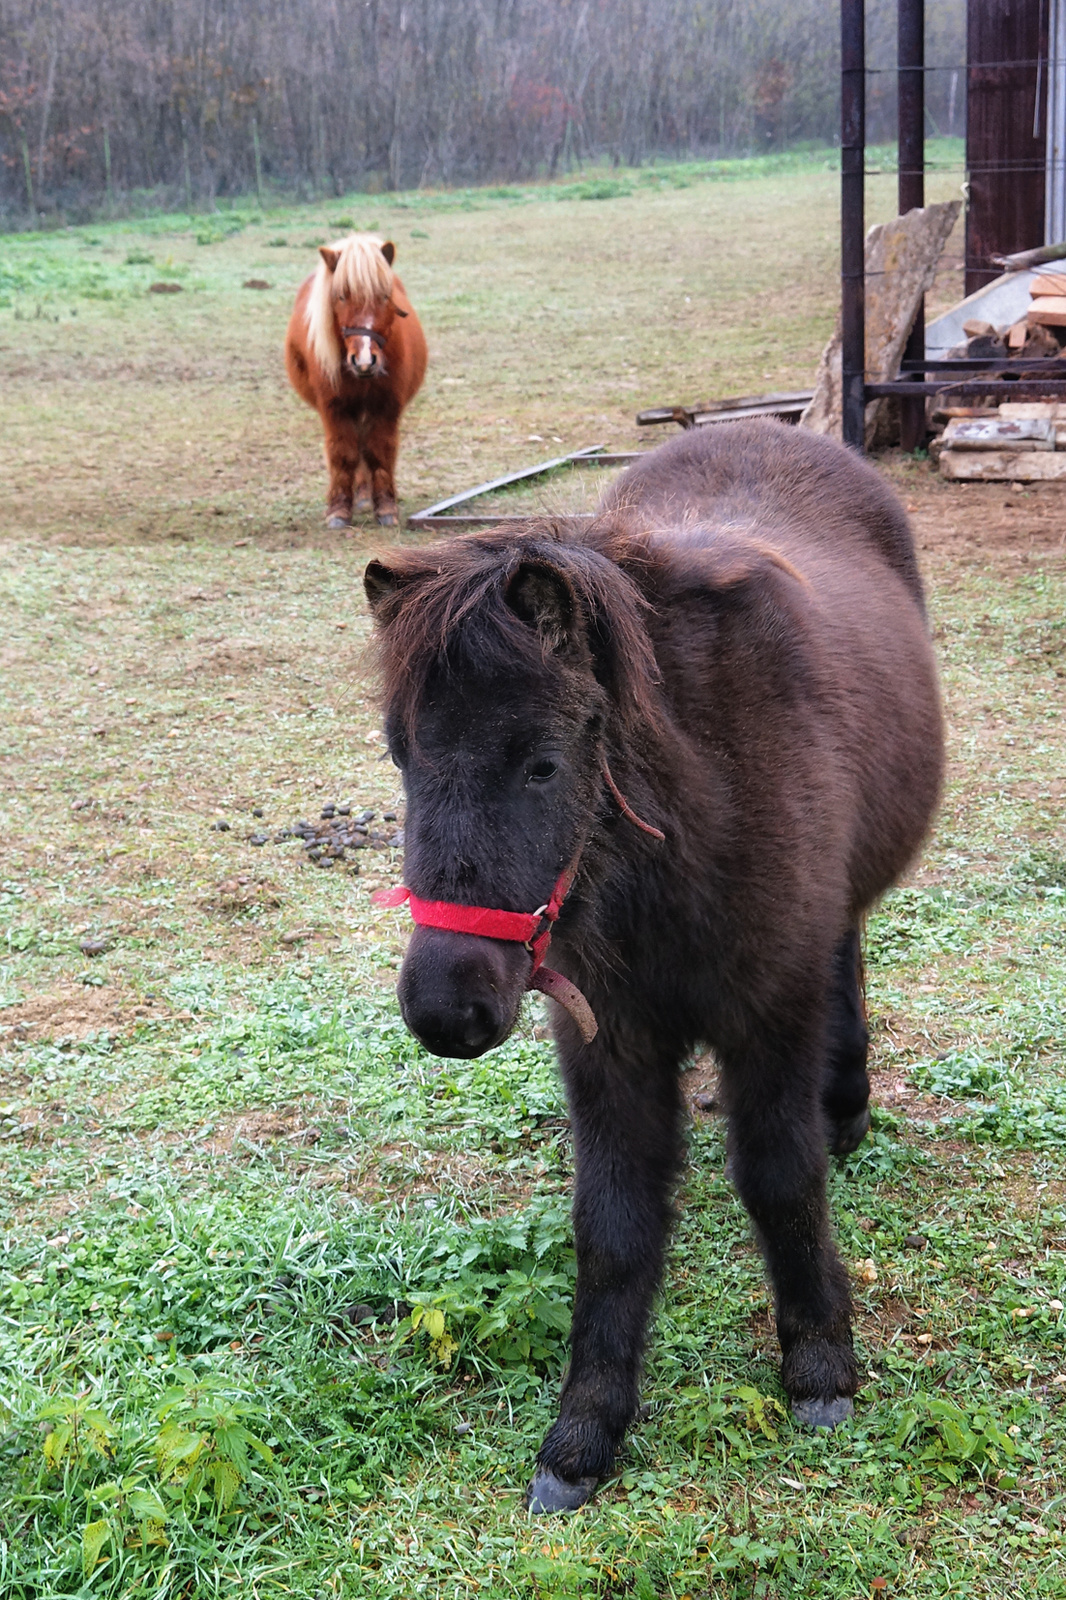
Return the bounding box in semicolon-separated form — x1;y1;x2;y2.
285;233;427;527
364;423;943;1513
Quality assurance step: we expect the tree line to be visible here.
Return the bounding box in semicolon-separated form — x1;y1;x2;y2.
1;0;965;223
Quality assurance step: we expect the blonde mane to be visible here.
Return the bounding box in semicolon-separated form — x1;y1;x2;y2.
306;233;395;388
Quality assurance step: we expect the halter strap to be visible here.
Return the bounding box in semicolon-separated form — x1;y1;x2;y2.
371;762;661;1044
373;849;578;975
340;324;387;348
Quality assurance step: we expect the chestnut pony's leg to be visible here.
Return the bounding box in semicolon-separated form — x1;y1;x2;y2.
353;460;374;515
529;1018;685;1512
363;409;401;526
322;407;360;527
722;1010;859;1431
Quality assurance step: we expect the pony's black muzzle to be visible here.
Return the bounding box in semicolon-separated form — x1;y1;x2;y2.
397;927;528;1059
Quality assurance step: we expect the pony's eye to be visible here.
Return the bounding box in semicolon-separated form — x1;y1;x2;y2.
527;758;558;784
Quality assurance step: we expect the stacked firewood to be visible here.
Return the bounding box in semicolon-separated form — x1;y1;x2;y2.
933;273;1066;479
947;272;1066;363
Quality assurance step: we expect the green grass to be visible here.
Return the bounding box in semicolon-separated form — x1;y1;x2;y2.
1;152;1065;1596
2;958;1065;1596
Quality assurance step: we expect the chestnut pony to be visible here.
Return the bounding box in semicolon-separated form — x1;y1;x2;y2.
285;233;427;527
365;424;943;1513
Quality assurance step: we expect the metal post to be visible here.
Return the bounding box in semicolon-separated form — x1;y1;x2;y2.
898;0;925;213
1048;0;1066;244
841;0;867;450
899;0;927;451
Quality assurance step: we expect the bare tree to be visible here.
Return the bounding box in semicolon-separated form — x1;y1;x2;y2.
0;0;965;220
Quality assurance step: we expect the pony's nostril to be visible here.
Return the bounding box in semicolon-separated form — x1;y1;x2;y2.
400;993;507;1060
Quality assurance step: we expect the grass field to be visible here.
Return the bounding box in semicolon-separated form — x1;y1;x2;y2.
2;144;1066;1598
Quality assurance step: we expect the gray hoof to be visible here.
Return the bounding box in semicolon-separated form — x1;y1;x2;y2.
326;514;351;530
526;1471;598;1514
375;511;398;527
829;1106;870;1156
791;1395;854;1430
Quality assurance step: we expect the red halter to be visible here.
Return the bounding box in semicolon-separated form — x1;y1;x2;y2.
371;762;664;1045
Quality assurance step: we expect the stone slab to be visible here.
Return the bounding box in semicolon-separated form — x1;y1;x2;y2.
939;448;1066;480
942;416;1056;450
801;201;961;444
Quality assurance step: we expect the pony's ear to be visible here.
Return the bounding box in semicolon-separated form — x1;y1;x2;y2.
506;562;576;652
381;240;396;266
319;245;341;273
364;560;403;613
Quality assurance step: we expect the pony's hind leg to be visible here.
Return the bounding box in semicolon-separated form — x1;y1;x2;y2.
822;926;871;1156
722;1021;859;1431
528;1020;686;1513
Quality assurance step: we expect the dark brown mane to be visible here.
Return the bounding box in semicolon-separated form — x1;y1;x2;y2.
368;517;664;737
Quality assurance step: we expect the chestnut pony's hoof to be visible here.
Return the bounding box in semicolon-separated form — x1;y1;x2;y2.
792;1395;854;1430
354;493;373;515
375;510;398;527
326;514;351;530
526;1471;598;1514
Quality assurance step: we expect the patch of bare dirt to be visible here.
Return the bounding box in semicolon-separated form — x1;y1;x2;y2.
0;982;168;1044
999;1160;1066;1218
869;1066;944;1123
191;639;292;675
216;1109;324;1151
196;1113;544;1210
198;875;284;915
682;1049;953;1130
882;457;1066;569
681;1050;722;1118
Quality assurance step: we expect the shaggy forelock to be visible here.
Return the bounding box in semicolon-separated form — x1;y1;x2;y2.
368;518;664;739
306;233;395;388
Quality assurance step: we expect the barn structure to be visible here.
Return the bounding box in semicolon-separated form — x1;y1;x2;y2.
841;0;1066;450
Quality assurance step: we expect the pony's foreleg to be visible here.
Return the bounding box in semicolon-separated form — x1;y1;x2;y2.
362;411;401;527
528;1024;685;1512
722;1021;859;1430
352;460;373;516
321;407;360;528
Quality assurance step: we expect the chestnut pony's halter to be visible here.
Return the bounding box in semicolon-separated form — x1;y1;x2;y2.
340;324;387;348
340;303;409;346
372;760;663;1045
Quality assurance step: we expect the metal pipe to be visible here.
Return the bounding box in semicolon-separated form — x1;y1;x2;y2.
1048;0;1066;242
865;379;1066;397
899;0;927;451
898;0;925;213
841;0;867;450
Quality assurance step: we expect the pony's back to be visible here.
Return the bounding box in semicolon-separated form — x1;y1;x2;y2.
600;421;925;609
